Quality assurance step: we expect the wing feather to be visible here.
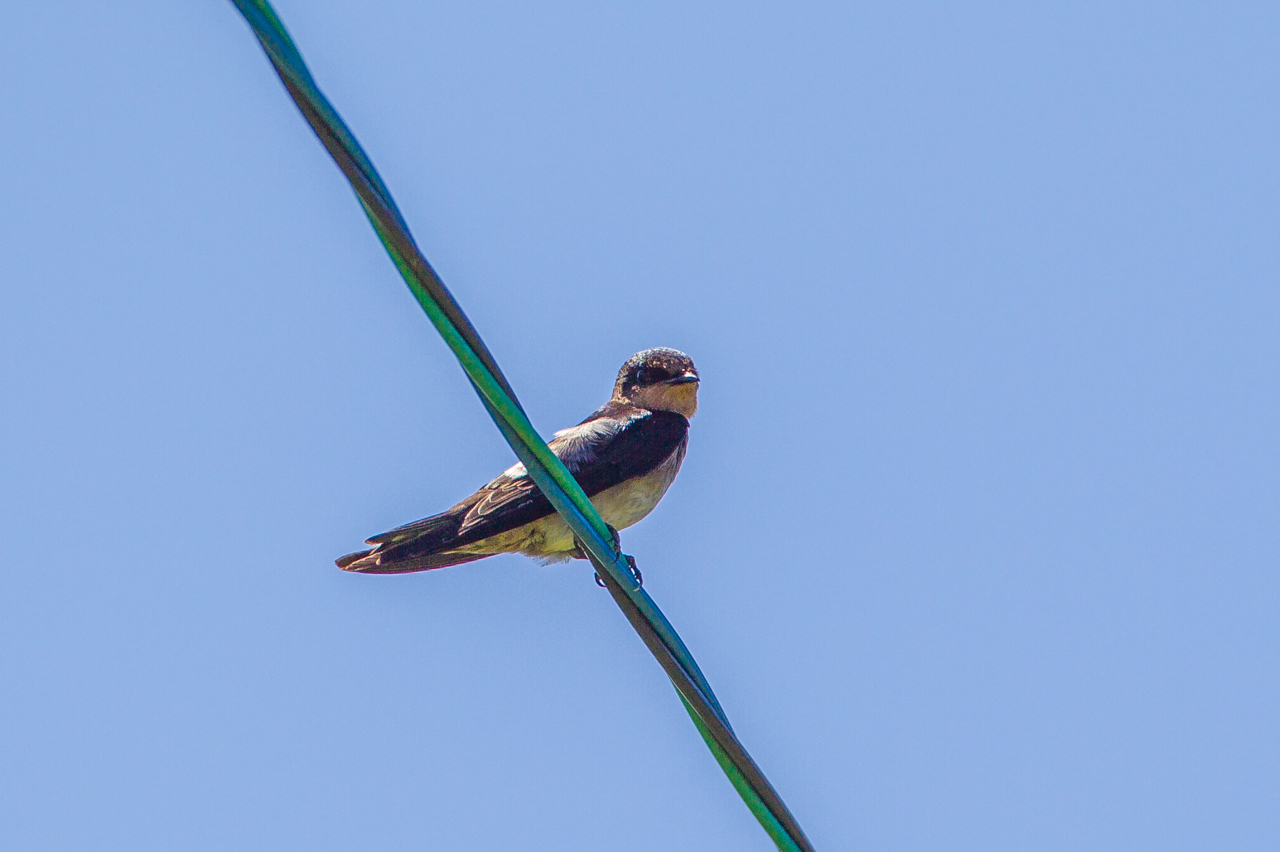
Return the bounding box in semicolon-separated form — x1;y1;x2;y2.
343;407;689;572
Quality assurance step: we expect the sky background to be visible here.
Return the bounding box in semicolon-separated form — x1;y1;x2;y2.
2;1;1277;850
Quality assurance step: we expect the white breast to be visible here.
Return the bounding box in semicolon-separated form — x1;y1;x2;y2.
590;443;686;531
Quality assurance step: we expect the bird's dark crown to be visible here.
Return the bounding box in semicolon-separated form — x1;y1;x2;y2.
614;348;699;399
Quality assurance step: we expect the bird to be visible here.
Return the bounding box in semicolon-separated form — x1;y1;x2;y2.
337;347;699;575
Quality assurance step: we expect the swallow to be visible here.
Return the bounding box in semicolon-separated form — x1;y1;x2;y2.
337;347;699;575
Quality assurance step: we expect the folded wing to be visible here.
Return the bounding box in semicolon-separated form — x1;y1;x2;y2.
338;406;688;573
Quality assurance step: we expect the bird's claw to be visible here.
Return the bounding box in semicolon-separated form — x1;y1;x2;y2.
593;554;643;589
624;554;643;587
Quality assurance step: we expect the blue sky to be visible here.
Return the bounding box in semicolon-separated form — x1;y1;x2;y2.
2;2;1277;849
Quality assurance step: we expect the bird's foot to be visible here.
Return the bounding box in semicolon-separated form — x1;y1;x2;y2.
594;555;643;589
578;525;642;588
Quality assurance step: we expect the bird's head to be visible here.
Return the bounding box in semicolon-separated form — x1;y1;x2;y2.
613;348;700;418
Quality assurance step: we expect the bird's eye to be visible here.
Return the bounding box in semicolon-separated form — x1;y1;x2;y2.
635;368;653;384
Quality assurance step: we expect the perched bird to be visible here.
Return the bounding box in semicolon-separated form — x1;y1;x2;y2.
337;347;699;575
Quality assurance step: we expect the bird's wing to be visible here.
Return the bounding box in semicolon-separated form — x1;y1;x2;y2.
367;408;688;559
560;408;689;497
460;408;689;539
451;406;662;541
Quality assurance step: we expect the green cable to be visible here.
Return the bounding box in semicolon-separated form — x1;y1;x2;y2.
229;3;815;849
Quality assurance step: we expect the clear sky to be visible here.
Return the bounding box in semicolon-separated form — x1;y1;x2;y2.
2;2;1277;850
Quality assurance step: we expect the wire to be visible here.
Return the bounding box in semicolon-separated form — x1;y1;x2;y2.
228;3;815;849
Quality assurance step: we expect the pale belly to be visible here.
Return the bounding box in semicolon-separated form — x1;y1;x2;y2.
453;447;685;560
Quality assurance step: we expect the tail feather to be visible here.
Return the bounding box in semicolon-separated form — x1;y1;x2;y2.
335;549;372;570
338;493;507;574
335;505;478;574
365;512;458;546
336;548;488;574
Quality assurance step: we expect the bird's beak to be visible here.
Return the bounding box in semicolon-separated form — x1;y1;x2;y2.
666;372;700;385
